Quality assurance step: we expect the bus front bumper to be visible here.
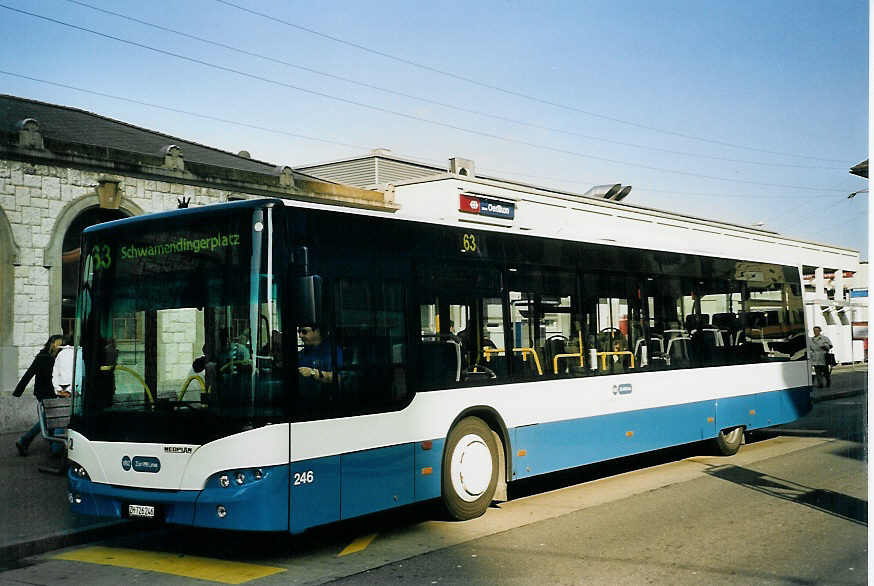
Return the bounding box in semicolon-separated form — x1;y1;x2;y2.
67;463;290;531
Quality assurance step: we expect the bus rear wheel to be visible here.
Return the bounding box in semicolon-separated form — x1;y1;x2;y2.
714;426;744;456
442;417;499;521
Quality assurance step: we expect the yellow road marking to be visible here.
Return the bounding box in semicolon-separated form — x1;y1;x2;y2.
338;533;378;557
54;546;285;584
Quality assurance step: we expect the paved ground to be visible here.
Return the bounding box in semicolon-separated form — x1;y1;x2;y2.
0;364;865;565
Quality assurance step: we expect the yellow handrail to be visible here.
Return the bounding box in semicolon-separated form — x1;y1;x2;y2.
219;359;252;373
553;331;584;374
482;347;506;362
598;351;635;370
177;374;206;402
109;365;154;404
513;347;543;375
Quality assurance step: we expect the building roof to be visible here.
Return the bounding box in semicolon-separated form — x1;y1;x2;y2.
296;150;587;195
0;94;280;175
295;151;445;188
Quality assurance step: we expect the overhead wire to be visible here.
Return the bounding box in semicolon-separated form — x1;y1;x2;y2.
0;71;369;152
793;196;866;238
0;69;853;205
214;0;847;164
58;0;844;172
0;3;851;194
2;71;864;247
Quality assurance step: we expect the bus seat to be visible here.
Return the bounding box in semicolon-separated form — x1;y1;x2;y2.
712;313;739;346
712;312;738;330
634;337;664;365
543;337;569;374
487;355;509;378
421;340;460;388
665;336;691;367
684;314;710;332
663;329;688;343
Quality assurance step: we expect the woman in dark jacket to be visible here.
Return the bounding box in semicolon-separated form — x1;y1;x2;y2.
13;334;66;456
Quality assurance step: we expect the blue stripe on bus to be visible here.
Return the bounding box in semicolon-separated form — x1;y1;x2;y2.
341;443;414;519
512;386;811;480
68;474;200;524
289;438;446;533
193;465;289;531
71;387;810;533
68;464;290;531
415;438;445;502
290;456;340;533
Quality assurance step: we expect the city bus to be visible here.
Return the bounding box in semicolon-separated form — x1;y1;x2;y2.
67;197;812;532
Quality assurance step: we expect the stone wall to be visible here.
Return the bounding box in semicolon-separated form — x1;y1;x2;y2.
0;158;237;433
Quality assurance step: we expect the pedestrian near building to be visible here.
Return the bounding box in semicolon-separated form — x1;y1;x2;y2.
12;334;69;456
808;326;834;388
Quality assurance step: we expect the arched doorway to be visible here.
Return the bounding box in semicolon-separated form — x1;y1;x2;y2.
59;207;128;340
46;194;145;340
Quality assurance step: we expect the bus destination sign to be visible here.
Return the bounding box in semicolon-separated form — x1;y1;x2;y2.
459;194;515;220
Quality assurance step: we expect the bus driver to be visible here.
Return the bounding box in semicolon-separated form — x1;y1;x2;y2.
297;324;341;384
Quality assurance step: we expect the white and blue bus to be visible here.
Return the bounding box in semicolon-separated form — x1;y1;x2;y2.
67;196;813;532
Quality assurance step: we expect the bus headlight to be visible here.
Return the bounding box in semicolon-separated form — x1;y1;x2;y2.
69;462;90;480
213;468;268;488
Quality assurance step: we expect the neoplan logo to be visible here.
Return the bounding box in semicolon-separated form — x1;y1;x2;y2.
164;446;193;454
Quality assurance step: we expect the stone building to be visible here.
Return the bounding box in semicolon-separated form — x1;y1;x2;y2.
0;94;395;433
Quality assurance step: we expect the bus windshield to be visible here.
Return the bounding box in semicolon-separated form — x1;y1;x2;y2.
71;206;287;444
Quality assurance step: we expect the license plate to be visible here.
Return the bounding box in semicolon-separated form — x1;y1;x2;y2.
128;504;156;518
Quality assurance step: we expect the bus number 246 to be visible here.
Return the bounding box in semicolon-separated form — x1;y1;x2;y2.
293;471;314;486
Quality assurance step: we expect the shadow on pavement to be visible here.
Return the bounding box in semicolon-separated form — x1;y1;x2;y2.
704;464;867;526
827;442;867;462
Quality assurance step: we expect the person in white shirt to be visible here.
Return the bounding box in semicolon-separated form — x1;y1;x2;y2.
52;344;75;395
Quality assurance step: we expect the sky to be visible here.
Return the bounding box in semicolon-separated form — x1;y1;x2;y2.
0;0;868;257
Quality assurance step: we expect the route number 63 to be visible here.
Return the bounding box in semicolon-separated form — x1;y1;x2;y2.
293;470;314;486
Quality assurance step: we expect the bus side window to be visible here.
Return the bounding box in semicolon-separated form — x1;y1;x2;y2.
335;278;409;415
508;269;577;379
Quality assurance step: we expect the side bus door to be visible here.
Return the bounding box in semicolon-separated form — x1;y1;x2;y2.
289;432;341;533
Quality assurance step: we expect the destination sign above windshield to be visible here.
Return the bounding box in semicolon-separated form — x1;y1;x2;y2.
459;194;515;220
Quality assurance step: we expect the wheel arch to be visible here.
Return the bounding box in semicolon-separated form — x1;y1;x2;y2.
445;406;512;483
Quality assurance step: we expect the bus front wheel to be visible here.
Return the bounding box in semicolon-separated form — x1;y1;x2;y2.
442;417;499;521
714;426;744;456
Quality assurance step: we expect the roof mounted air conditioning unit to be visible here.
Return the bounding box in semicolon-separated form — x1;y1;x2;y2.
584;184;632;201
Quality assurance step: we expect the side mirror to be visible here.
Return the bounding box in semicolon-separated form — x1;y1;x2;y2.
294;275;322;325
